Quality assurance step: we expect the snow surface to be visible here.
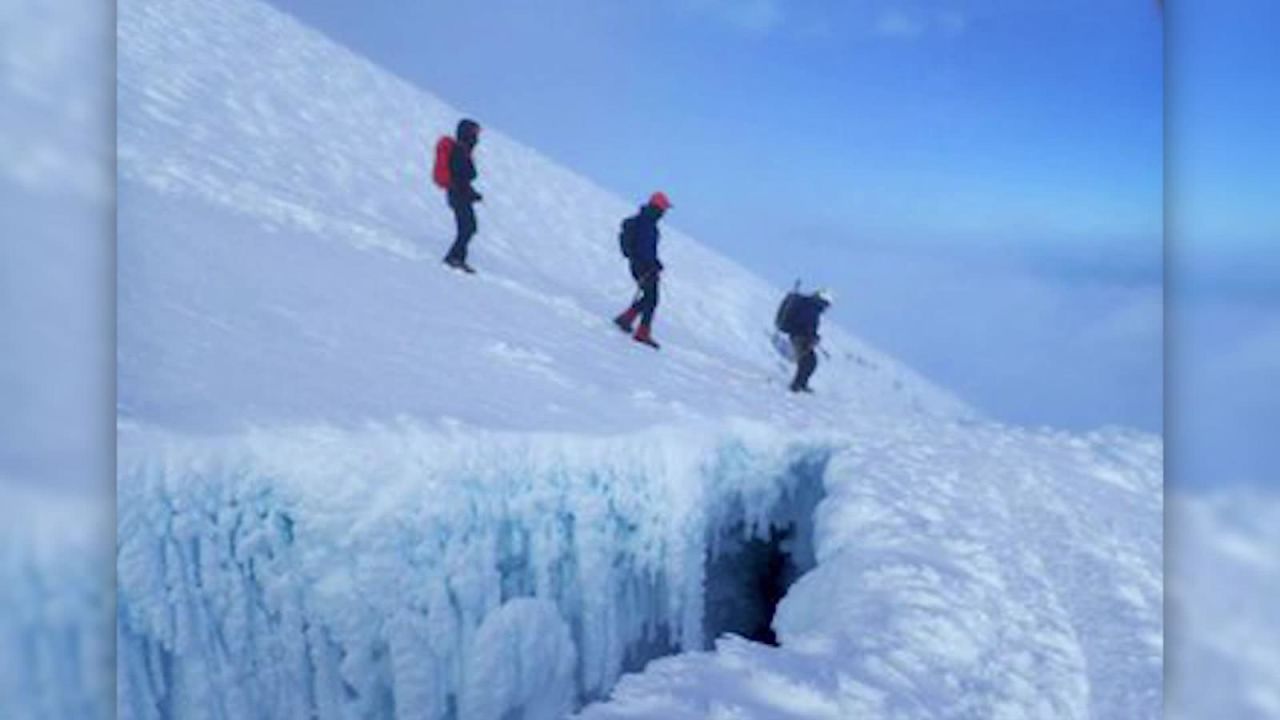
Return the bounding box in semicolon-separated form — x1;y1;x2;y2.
116;0;1164;717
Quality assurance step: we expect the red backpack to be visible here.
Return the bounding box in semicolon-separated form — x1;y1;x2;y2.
432;136;455;189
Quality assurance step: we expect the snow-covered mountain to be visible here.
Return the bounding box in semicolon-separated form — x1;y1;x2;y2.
116;0;1163;717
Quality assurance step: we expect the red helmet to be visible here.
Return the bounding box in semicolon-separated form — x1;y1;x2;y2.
649;191;673;211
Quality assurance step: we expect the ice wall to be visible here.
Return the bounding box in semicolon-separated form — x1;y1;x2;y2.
116;421;834;719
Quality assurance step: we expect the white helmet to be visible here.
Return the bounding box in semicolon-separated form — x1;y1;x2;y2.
815;288;835;305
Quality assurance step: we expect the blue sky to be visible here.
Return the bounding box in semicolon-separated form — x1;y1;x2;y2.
1169;0;1280;298
1167;0;1280;488
266;0;1165;436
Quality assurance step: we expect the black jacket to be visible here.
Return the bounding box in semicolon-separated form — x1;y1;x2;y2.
789;295;828;338
448;120;480;206
623;204;663;270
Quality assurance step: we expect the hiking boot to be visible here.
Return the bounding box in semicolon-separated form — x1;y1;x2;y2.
633;324;660;349
613;309;638;334
789;382;813;394
444;256;476;274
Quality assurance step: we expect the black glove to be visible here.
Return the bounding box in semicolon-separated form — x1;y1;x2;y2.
473;191;484;203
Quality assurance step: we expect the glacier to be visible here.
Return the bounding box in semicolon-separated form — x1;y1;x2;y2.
117;422;837;719
117;420;1161;719
116;0;1164;717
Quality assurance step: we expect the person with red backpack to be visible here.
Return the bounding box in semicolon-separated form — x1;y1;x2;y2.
433;118;483;273
613;192;672;349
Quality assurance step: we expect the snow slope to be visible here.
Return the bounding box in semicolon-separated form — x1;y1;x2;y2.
116;0;1163;717
116;0;964;437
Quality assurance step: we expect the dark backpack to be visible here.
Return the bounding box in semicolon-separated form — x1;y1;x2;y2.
432;136;455;190
775;291;804;334
618;217;636;258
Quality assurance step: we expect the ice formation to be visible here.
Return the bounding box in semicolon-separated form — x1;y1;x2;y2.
117;423;839;718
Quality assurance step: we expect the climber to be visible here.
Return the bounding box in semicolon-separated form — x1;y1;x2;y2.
777;288;832;393
433;118;483;273
612;192;672;349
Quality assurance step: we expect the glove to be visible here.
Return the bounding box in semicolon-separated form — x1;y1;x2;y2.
473;191;484;203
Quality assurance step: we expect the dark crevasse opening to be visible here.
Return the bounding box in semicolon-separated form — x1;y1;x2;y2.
704;525;797;645
703;455;828;647
585;451;830;709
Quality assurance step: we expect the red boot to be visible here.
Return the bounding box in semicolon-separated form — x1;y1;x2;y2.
614;308;638;334
633;323;660;349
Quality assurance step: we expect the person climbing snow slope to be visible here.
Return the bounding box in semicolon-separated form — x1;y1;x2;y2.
613;192;672;349
435;118;483;273
778;288;832;393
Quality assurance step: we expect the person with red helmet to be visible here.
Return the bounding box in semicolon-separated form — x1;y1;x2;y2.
613;192;672;349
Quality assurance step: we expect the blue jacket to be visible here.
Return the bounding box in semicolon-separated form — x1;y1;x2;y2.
622;205;662;270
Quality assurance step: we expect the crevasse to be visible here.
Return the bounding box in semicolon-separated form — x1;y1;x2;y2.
116;420;835;719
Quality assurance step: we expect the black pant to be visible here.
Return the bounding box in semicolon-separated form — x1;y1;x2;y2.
790;335;817;389
445;200;477;262
627;263;660;327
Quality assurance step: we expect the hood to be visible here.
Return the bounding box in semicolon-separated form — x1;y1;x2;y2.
456;118;481;147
